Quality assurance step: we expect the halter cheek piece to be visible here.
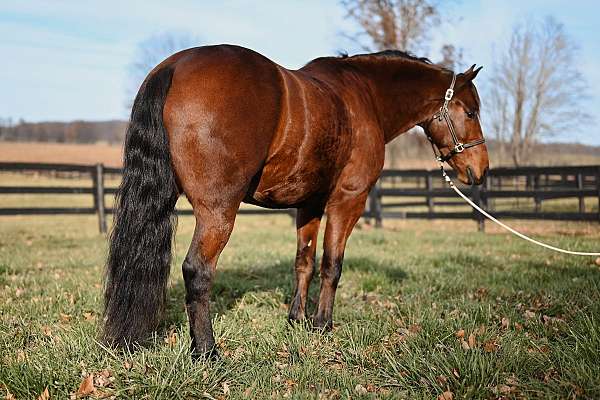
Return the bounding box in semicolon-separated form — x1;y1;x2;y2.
426;73;486;163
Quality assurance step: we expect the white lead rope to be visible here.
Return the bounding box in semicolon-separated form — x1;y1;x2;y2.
440;167;600;256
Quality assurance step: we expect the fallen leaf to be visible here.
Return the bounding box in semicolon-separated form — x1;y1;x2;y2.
16;349;26;362
95;370;113;388
76;374;95;397
594;257;600;266
468;334;476;349
436;375;448;385
514;322;523;331
461;340;470;350
222;382;230;396
60;314;72;323
501;317;510;329
437;391;453;400
15;288;25;297
484;340;498;353
41;326;52;337
354;384;368;395
524;310;536;320
37;387;50;400
123;361;132;370
83;312;95;322
498;384;512;394
6;389;16;400
455;329;465;339
164;330;177;346
452;368;460;378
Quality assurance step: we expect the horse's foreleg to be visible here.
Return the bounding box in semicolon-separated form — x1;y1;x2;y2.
312;194;368;330
288;206;323;323
183;209;236;359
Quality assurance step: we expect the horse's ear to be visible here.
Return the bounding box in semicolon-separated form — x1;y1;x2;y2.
457;65;483;88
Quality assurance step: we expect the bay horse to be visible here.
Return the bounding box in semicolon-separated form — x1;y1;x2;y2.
103;45;489;358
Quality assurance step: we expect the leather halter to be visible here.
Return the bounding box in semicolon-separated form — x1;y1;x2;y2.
426;73;486;163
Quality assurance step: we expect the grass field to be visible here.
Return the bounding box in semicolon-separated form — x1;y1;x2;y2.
1;211;600;399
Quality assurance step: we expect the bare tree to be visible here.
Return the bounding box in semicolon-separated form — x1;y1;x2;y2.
486;17;588;166
126;31;199;107
341;0;444;53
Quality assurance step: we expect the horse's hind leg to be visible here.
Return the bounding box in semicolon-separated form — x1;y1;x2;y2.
288;205;323;323
183;206;238;359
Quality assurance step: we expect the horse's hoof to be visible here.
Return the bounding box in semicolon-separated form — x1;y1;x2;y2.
191;346;220;362
310;316;333;332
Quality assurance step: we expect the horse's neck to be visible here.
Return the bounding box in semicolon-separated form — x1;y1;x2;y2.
353;60;447;143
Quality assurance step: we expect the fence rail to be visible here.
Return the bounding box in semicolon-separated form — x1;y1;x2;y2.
1;162;599;233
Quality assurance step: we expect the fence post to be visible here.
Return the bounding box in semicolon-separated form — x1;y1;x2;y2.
94;164;107;234
577;172;585;213
369;180;382;228
596;167;600;223
425;174;434;215
533;174;541;213
472;184;484;232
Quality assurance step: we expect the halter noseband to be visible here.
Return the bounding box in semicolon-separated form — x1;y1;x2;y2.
426;73;486;163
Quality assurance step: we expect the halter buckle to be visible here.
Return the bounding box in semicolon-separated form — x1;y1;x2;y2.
454;143;465;153
444;88;454;101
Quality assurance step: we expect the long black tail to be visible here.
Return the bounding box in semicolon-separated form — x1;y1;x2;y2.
103;66;178;345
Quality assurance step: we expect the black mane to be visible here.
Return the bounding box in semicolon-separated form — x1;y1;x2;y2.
347;49;433;64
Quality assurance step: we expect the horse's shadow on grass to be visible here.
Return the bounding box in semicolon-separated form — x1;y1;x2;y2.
161;256;408;330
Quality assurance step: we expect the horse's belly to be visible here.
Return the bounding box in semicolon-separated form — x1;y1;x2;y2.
244;165;330;208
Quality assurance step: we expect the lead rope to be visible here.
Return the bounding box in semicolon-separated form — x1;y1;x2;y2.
438;164;600;256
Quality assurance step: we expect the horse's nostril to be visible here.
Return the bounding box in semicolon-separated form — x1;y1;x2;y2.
466;166;474;185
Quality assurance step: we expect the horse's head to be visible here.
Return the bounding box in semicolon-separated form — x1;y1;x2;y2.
421;65;489;185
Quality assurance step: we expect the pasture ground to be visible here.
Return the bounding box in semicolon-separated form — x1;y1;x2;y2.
1;212;600;399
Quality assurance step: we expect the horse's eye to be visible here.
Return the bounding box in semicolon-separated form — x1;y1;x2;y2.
466;111;476;119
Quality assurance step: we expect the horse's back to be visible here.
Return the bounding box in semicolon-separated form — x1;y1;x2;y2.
162;44;351;209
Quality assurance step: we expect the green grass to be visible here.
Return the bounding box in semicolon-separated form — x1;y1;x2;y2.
1;214;600;399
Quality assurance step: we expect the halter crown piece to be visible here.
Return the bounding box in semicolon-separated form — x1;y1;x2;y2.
427;73;486;163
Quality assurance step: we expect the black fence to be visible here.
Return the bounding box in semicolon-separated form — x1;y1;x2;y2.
1;162;599;233
367;165;600;230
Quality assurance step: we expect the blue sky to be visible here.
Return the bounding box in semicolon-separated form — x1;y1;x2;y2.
1;0;599;144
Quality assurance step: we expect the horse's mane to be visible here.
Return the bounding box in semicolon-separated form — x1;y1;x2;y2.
306;49;446;71
340;49;434;65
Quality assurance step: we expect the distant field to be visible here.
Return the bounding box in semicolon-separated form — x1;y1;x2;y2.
0;142;123;167
3;141;599;169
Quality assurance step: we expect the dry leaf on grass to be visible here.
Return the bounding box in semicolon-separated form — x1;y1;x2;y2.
594;257;600;266
484;340;498;353
501;317;510;329
76;374;96;398
164;330;177;346
41;326;52;337
468;333;476;349
222;382;230;396
60;314;72;323
455;329;465;338
37;387;50;400
438;391;453;400
83;312;96;322
354;384;368;395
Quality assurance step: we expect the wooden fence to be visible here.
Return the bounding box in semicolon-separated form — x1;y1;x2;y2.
367;165;600;230
1;162;599;233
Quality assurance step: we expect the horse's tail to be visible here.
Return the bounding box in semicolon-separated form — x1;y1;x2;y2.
103;65;178;346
